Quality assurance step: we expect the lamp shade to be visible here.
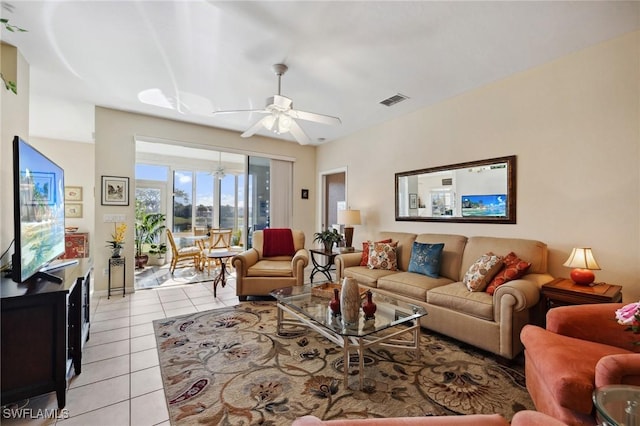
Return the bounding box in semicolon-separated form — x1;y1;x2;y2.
337;209;361;226
563;248;601;285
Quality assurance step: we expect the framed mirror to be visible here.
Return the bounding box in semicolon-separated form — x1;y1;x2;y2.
395;155;516;224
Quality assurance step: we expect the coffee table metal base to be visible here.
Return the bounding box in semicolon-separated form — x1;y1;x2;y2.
275;302;422;390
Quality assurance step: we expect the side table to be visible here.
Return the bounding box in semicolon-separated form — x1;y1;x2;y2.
206;251;235;298
539;277;622;326
108;257;126;299
309;249;338;282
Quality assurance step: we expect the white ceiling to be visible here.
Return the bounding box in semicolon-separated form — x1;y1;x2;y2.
2;1;638;145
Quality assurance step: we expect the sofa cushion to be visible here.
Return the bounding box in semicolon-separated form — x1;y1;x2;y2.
247;260;294;277
415;234;467;281
368;241;398;271
343;266;396;287
463;253;504;292
378;272;454;301
360;238;392;266
376;232;418;272
486;252;532;295
460;236;548;276
427;282;495;320
408;242;444;278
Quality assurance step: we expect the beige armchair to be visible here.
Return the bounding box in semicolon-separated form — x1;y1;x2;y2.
232;229;308;300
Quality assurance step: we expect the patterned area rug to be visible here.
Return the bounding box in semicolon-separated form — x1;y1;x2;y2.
153;302;534;425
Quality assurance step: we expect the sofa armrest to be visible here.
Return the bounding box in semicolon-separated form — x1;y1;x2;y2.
493;277;541;322
232;248;259;276
335;252;363;281
596;354;640;387
547;303;638;350
291;248;309;282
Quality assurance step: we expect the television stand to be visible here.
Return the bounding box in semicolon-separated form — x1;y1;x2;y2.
30;271;64;284
1;259;91;409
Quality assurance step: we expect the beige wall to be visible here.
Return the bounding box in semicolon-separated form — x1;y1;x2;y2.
94;107;317;294
318;31;640;302
1;44;29;263
29;137;95;249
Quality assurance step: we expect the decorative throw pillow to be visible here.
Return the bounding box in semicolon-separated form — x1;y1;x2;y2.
463;253;504;292
486;252;532;295
408;242;445;278
367;241;398;271
360;238;392;266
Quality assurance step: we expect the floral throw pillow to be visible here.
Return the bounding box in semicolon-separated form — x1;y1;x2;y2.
463;253;504;292
408;242;445;278
360;238;392;266
367;241;398;271
486;252;532;295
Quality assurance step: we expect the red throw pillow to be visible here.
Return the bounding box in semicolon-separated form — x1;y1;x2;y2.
486;252;532;295
360;238;392;266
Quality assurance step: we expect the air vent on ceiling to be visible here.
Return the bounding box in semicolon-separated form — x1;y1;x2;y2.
379;93;409;107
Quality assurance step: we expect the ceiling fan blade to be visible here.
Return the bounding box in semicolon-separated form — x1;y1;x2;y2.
241;116;272;138
289;109;341;126
288;120;311;145
212;109;268;116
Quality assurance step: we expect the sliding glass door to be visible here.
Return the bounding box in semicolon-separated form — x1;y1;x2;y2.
246;156;270;247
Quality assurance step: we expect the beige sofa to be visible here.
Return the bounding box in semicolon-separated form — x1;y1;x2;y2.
232;229;309;300
336;232;553;360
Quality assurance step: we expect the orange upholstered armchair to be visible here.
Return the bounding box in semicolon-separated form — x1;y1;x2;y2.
232;229;308;300
521;303;640;425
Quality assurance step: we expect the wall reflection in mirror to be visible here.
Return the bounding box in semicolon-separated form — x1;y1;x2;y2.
395;156;516;224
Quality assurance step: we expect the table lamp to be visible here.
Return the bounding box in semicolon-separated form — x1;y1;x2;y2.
563;247;601;285
337;209;361;250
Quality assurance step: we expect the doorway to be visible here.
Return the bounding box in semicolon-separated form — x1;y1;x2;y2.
320;168;346;231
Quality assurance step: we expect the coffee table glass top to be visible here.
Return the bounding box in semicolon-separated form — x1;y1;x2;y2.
270;283;427;337
593;385;640;426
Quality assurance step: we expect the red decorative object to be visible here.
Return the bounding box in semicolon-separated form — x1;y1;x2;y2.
61;232;89;259
570;268;596;285
329;288;341;316
362;290;377;319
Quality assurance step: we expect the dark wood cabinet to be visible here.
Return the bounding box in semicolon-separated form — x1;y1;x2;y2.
1;259;91;408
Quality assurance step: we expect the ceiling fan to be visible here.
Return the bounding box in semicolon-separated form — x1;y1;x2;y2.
212;64;341;145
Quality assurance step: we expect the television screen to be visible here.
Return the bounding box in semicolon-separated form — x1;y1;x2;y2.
461;194;507;217
12;136;66;283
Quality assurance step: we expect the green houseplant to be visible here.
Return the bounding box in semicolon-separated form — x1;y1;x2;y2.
313;229;343;252
134;211;166;269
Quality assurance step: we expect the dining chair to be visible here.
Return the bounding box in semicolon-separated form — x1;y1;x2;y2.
199;228;233;275
166;229;202;274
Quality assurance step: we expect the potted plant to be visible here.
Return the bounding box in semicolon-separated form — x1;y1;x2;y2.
313;229;343;252
148;242;167;266
134;211;166;269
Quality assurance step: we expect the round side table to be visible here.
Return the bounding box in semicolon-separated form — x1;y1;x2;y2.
593;385;640;426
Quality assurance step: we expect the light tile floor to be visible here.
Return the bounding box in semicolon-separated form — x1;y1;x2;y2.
0;278;241;426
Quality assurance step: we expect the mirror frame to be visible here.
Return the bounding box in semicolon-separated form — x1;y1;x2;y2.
395;155;517;224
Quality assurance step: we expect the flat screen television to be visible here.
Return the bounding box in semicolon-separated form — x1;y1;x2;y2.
12;136;67;283
461;194;507;217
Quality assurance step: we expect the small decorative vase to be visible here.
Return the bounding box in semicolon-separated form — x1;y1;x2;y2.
111;247;122;258
329;288;341;316
340;277;360;327
362;290;377;320
324;241;333;252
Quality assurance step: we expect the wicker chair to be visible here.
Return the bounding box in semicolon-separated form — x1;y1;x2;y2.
166;229;202;274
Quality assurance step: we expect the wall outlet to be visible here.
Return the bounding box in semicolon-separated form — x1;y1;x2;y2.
104;214;126;223
103;268;108;277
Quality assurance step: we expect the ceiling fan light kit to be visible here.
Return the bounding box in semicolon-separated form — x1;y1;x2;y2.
213;63;341;145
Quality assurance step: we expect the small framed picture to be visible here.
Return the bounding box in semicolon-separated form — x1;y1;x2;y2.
301;189;309;199
65;203;83;218
409;193;418;209
101;176;129;206
65;186;83;201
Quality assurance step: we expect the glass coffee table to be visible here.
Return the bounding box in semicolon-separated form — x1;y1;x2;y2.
593;385;640;426
270;283;427;390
